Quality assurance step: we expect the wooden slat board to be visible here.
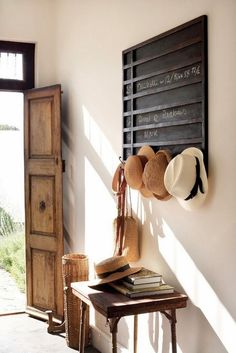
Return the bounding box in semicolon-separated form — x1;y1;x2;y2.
122;16;208;169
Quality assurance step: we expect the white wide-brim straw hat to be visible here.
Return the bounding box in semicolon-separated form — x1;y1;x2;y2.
88;255;141;287
164;147;208;211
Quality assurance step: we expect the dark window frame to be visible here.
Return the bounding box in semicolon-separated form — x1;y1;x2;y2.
0;40;35;91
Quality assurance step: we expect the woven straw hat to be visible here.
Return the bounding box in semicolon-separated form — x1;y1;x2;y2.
124;155;147;189
88;255;141;287
138;145;156;161
143;149;172;201
124;146;155;196
164;147;208;210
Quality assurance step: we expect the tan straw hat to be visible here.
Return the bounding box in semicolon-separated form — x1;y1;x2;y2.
138;145;156;161
124;146;155;196
124;155;147;189
88;255;141;287
143;149;172;201
164;147;208;210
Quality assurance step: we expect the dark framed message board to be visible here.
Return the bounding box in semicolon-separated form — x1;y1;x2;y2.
122;15;208;169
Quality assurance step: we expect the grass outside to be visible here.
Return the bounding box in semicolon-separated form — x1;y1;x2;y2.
0;232;25;292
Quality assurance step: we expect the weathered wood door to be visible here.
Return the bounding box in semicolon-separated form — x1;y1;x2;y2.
24;85;64;321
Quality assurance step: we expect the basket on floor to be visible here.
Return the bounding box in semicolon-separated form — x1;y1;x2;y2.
62;253;89;349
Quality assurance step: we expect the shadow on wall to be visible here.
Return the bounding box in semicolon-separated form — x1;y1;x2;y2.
143;203;234;353
61;100;234;353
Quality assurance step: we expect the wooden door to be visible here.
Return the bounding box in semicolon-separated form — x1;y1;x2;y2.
24;85;64;321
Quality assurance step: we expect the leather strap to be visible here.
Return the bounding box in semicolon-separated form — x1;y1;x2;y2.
114;164;127;256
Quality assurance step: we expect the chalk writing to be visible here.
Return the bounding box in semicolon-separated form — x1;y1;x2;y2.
136;64;201;92
136;107;188;125
144;130;159;139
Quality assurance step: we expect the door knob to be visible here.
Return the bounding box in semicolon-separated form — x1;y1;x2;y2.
39;200;46;211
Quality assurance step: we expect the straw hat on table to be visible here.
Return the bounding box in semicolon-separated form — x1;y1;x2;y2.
88;255;141;287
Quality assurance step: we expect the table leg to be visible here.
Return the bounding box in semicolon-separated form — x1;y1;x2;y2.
160;309;177;353
79;300;87;353
170;309;177;353
108;317;121;353
134;315;138;353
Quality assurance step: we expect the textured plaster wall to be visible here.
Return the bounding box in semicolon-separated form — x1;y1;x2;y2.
54;1;236;352
1;0;236;352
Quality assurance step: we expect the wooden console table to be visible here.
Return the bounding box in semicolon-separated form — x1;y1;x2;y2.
71;281;188;353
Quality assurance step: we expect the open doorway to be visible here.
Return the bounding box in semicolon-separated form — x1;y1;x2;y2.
0;40;34;316
0;91;26;315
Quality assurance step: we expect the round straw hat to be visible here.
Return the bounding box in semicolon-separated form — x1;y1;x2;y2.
164;147;208;210
124;146;155;195
137;145;156;161
124;155;147;189
88;256;141;287
143;149;172;201
137;146;156;197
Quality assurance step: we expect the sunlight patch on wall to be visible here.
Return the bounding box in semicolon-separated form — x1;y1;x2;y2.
159;220;236;353
84;157;116;263
83;105;118;176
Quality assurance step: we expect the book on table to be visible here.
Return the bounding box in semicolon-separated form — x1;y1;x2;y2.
108;281;174;298
122;279;162;291
123;267;162;285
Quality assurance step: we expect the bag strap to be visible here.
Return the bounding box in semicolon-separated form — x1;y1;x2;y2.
125;185;133;218
114;163;127;256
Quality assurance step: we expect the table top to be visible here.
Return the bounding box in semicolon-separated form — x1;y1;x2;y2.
71;281;188;319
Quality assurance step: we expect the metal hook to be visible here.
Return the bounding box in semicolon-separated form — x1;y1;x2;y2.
119;156;125;165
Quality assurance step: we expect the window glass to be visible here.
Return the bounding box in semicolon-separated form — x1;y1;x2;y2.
0;53;23;80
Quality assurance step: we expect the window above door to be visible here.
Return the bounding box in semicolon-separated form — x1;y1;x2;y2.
0;41;35;91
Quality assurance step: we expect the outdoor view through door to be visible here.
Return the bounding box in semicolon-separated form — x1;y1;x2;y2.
0;92;25;314
0;41;64;322
0;40;35;316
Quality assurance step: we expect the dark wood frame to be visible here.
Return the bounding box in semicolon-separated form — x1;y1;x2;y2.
0;40;35;91
122;15;208;170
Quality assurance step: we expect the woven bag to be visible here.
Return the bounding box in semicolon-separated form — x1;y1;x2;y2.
113;163;140;262
113;214;139;262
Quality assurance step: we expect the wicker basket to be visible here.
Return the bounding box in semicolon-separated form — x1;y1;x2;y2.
62;253;89;349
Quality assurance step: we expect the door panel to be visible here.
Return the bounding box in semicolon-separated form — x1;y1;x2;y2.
32;250;55;310
30;175;55;235
24;85;64;320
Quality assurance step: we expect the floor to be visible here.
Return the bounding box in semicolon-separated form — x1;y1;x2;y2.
0;313;100;353
0;267;25;314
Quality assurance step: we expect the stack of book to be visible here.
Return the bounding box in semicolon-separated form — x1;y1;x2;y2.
109;267;174;298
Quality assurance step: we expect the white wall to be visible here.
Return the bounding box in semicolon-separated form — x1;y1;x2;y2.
1;0;236;352
0;0;57;86
54;1;236;352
